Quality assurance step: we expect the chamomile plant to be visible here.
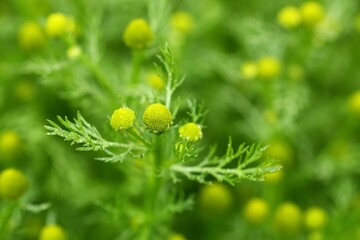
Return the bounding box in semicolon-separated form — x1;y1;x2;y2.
44;45;280;239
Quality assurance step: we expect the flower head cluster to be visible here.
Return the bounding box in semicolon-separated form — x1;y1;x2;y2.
123;18;154;49
110;107;136;131
277;1;325;29
143;103;173;134
0;168;28;200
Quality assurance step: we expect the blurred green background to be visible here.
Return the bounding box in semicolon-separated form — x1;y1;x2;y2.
1;0;360;239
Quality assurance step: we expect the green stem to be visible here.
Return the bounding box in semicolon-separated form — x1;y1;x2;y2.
0;201;18;238
80;54;115;97
131;50;144;85
141;135;164;240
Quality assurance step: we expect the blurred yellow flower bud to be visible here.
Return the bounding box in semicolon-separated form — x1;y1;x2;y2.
39;225;67;240
240;61;258;80
300;1;325;28
277;6;302;28
265;170;283;183
304;207;328;230
168;233;187;240
199;183;233;214
123;18;154;49
66;45;82;60
171;11;194;34
243;198;269;224
14;80;35;101
274;202;302;234
0;131;22;159
0;168;28;200
257;57;281;79
18;21;46;50
348;91;360;116
45;13;75;37
264;140;294;165
147;73;165;91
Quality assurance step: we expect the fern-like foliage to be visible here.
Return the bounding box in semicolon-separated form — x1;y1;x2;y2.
170;138;281;185
45;111;147;163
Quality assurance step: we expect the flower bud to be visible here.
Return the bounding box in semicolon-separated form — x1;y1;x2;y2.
110;107;136;131
143;103;172;134
0;168;28;200
123;18;154;49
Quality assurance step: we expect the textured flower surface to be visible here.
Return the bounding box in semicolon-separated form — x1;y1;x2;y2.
123;18;154;49
110;107;136;131
0;168;28;200
179;122;202;142
143;103;172;134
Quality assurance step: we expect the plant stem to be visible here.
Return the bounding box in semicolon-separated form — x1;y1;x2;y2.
131;50;144;85
0;201;18;239
141;134;165;240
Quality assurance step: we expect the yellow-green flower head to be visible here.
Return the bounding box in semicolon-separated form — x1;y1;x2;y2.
257;57;281;79
179;122;202;142
287;64;305;81
348;91;360;116
110;107;136;131
240;61;258;80
147;73;165;91
66;45;82;60
0;168;28;200
18;21;46;50
265;170;283;184
300;1;325;28
199;183;233;214
277;6;302;28
168;233;187;240
0;130;22;158
14;80;35;101
243;198;269;224
171;11;194;34
308;231;323;240
143;103;172;134
274;202;302;234
264;140;294;166
39;225;67;240
45;13;74;37
355;15;360;32
123;18;154;49
304;207;328;230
